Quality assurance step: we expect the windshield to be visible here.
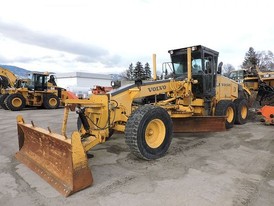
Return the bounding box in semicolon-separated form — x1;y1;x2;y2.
228;70;244;81
171;53;187;76
192;59;202;74
171;51;203;76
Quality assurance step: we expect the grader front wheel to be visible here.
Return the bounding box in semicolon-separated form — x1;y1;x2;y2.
125;105;173;160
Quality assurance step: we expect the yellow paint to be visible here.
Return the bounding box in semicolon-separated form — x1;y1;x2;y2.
216;75;238;101
71;132;89;169
153;54;157;80
145;119;165;148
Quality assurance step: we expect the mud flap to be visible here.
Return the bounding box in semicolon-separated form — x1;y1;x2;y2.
15;115;93;197
172;116;226;133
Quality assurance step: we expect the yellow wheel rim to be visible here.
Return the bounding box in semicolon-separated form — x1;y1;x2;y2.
12;98;22;107
241;105;248;119
49;98;57;106
145;119;166;148
226;107;234;123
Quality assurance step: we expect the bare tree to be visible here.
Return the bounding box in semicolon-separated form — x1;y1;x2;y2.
241;47;274;72
222;63;235;76
257;50;274;71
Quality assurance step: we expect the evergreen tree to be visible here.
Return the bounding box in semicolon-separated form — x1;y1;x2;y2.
126;63;134;80
242;47;259;69
144;62;152;79
124;61;153;80
133;61;145;80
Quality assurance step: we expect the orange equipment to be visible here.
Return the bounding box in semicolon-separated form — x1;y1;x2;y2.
257;105;274;125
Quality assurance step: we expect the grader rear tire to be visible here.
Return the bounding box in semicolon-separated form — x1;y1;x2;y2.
4;93;26;111
234;98;249;125
125;105;173;160
215;100;236;129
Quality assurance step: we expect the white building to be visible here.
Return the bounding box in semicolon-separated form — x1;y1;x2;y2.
56;72;112;98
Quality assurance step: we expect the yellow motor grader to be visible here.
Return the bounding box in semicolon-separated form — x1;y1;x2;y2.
15;45;250;196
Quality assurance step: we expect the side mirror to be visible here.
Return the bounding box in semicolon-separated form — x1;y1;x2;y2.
111;80;121;89
217;62;223;74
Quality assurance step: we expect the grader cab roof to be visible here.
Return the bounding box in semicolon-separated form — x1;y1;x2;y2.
168;45;219;56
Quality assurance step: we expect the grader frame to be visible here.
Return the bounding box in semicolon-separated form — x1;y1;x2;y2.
15;45;249;196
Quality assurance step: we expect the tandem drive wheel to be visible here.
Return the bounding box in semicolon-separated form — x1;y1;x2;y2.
215;100;236;129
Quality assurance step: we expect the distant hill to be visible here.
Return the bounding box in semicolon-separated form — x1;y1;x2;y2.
0;65;30;77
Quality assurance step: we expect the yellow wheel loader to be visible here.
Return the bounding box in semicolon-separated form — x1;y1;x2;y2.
15;45;250;196
0;66;19;90
1;72;77;111
227;67;274;105
0;67;30;91
0;67;29;108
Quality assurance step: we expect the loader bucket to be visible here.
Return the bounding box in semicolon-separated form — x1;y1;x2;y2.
172;116;226;133
15;115;93;197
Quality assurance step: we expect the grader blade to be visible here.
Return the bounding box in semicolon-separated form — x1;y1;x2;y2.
172;116;226;133
15;115;93;197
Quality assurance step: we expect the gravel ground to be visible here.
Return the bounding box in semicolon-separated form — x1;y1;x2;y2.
0;107;274;206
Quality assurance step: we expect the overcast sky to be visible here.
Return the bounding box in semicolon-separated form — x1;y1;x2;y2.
0;0;273;74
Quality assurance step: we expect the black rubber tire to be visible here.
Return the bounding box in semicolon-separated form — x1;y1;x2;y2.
125;105;173;160
215;100;236;129
4;93;26;111
0;76;9;88
0;94;2;108
234;98;249;125
0;94;11;110
43;94;60;109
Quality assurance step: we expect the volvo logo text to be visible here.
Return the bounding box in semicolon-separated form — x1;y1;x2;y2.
148;85;167;92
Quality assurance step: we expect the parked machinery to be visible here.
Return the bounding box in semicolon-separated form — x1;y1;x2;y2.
257;105;274;125
0;67;29;108
1;71;77;111
15;45;249;196
227;67;274;105
0;66;19;90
